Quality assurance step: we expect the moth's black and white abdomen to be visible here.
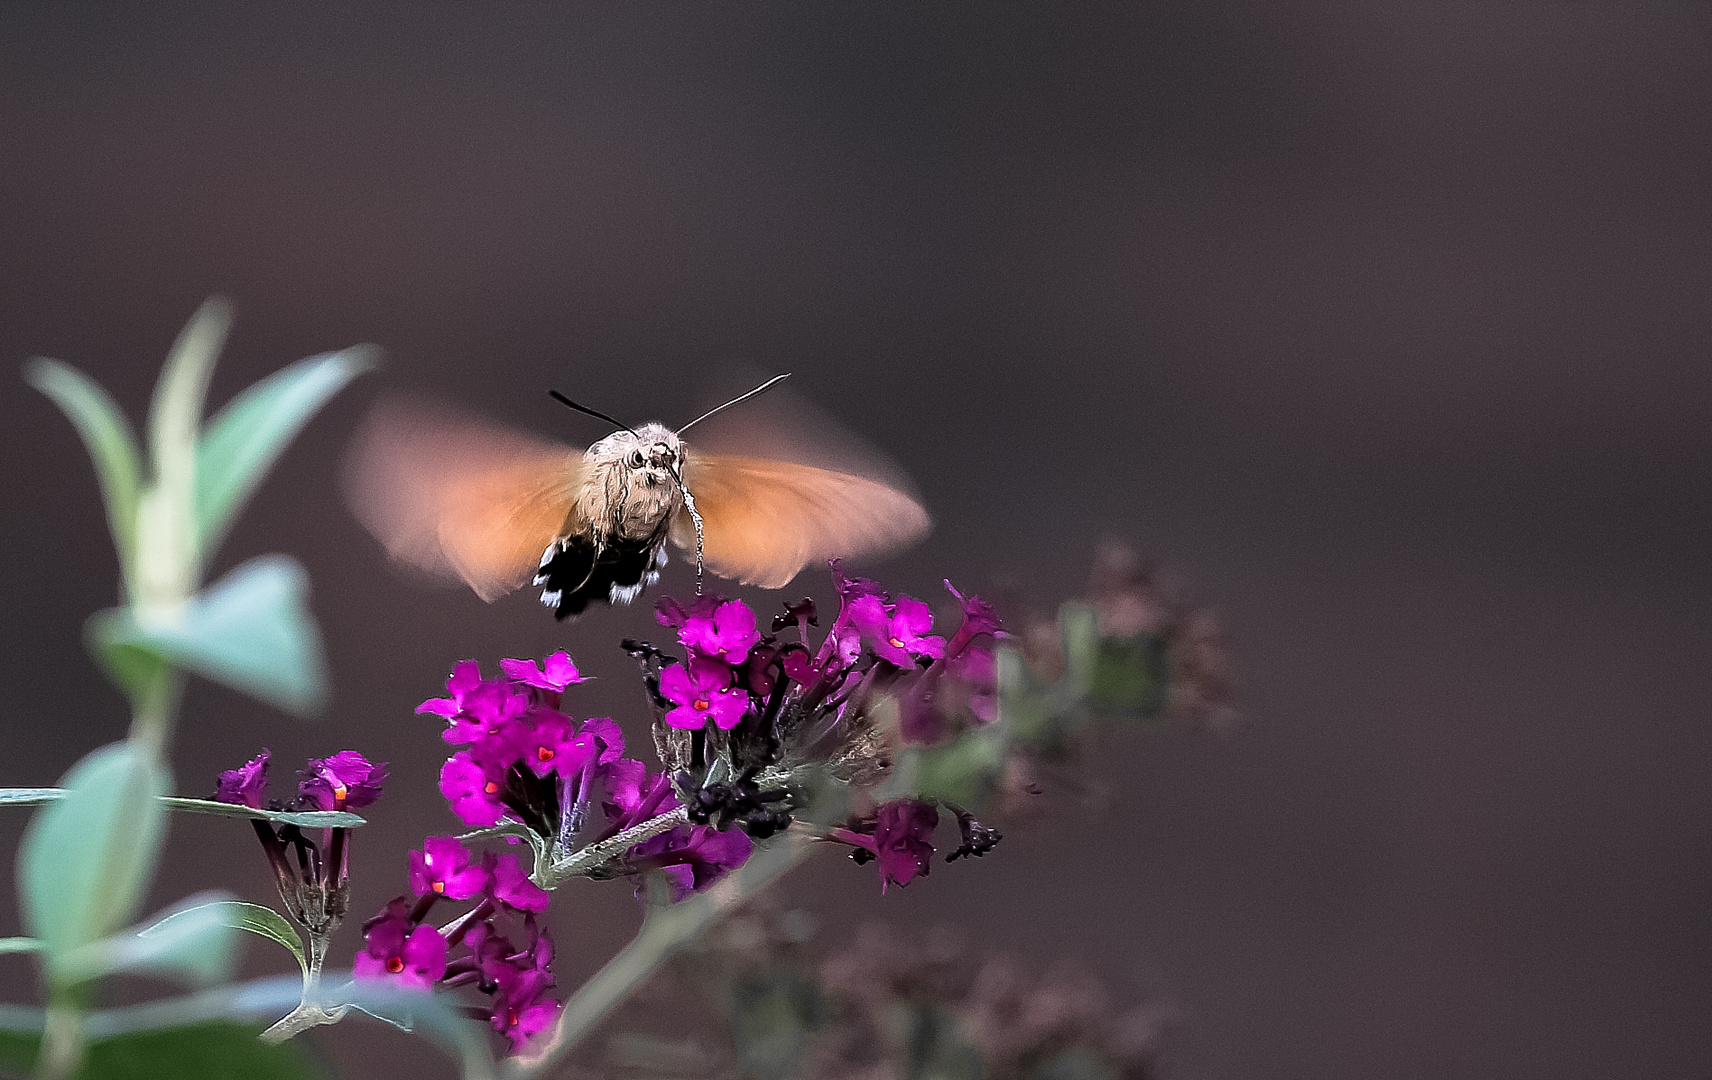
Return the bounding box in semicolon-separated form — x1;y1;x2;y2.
534;534;670;620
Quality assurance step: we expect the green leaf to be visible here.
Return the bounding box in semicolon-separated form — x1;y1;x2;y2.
22;359;144;581
1089;634;1169;717
137;300;231;610
140;901;305;981
196;346;376;558
0;939;40;955
0;1021;324;1080
1058;604;1100;698
159;797;364;829
899;724;1007;808
17;743;169;985
0;791;361;828
0;790;68;807
90;555;328;716
63;892;239;986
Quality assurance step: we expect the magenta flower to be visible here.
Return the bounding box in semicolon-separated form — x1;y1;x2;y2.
214;749;270;809
871;799;939;891
415;660;483;720
517;711;578;779
654;593;719;631
851;594;946;667
830;559;887;609
440;752;508;828
517;711;625;780
465;918;554;993
830;799;940;893
436;680;531;748
943;578;1003;657
486;852;551;913
491;970;560;1052
628;824;754;901
299;750;387;811
353;901;446;990
499;650;587;692
409;836;489;900
949;644;999;723
601;763;679;834
678;598;763;665
659;656;751;731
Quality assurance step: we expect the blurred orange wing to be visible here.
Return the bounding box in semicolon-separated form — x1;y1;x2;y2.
676;451;931;588
342;398;585;601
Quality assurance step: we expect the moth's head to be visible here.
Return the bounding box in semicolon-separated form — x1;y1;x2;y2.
591;423;682;486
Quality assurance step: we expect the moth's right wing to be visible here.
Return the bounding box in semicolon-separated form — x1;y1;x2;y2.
341;397;586;602
676;451;931;589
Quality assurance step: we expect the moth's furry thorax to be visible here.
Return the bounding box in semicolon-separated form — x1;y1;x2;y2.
577;423;685;541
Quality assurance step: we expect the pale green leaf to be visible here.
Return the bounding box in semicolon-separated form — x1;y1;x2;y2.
0;938;40;955
63;892;239;986
0;790;363;829
159;797;364;829
0;790;67;807
1058;603;1100;698
90;555;328;716
137;299;231;608
138;899;302;981
23;358;144;580
196;346;376;558
1090;634;1168;717
17;743;169;985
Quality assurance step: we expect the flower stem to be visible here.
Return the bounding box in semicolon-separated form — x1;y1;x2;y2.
543;806;689;885
33;993;83;1080
125;662;183;759
505;830;813;1079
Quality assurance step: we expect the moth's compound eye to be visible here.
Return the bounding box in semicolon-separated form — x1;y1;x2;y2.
627;450;646;469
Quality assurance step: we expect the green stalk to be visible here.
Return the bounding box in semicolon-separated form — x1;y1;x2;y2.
34;991;83;1080
125;665;183;760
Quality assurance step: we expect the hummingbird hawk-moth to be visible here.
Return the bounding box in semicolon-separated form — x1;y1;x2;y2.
342;376;931;619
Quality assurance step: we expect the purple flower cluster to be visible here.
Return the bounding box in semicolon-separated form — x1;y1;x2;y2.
215;748;388;814
347;648;777;1055
652;563;1001;749
354;834;560;1052
213;749;388;936
632;562;1006;891
415;650;753;900
419;651;622;835
601;761;754;901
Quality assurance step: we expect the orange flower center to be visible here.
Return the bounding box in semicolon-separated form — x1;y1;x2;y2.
536;746;555;762
387;957;404;973
889;637;905;649
484;781;499;794
693;699;709;711
432;880;445;893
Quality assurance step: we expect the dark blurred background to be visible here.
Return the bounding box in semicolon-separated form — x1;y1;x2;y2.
2;3;1710;1077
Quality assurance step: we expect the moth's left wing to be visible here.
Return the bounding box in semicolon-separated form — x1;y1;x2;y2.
676;451;931;588
342;396;585;601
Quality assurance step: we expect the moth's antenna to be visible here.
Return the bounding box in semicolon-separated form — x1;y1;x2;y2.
548;390;638;436
677;373;791;433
